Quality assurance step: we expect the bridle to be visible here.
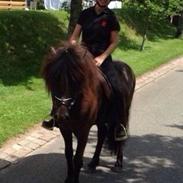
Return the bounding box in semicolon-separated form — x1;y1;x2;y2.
54;96;75;110
52;96;76;122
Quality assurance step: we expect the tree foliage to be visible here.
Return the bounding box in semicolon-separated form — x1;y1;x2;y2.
164;0;183;16
124;0;166;50
123;0;183;50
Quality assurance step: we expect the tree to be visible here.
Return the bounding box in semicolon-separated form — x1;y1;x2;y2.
68;0;82;37
125;0;167;51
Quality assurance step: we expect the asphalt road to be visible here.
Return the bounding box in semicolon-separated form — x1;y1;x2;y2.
0;66;183;183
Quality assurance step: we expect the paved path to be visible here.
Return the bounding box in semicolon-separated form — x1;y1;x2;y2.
0;57;183;183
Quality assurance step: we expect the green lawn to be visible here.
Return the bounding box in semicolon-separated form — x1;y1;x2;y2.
0;79;51;145
115;39;183;76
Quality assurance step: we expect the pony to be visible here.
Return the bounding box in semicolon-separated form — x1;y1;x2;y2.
41;42;136;183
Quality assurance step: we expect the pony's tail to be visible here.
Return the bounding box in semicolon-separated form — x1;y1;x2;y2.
102;96;123;153
105;122;118;153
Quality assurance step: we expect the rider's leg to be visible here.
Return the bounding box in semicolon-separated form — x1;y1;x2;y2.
100;57;128;141
42;94;59;130
42;108;55;130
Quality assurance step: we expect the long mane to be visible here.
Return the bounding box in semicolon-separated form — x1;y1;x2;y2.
42;43;99;94
41;42;110;120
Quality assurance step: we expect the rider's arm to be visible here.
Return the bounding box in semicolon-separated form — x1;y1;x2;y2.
102;30;119;59
95;30;119;66
69;24;82;44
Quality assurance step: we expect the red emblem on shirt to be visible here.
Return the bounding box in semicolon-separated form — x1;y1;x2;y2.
100;19;107;27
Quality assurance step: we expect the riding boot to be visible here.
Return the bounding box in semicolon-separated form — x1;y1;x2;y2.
42;106;59;130
42;118;55;130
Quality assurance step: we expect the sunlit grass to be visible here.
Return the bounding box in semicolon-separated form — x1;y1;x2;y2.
0;78;51;145
114;38;183;76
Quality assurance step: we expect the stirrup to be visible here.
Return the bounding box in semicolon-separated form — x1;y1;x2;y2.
114;124;128;141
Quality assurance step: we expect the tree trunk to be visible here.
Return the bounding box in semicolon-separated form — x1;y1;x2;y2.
140;33;146;51
68;0;82;38
140;9;149;51
140;28;147;51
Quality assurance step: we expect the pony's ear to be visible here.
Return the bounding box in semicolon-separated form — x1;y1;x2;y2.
50;46;56;55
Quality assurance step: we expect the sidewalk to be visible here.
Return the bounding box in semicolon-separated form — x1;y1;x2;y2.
0;56;183;171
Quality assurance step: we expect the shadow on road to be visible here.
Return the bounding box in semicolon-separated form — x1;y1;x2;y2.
0;134;183;183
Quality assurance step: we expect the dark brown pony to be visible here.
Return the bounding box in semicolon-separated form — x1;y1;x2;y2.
41;42;135;183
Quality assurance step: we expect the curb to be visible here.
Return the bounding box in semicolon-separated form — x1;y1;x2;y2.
0;57;183;171
135;57;183;91
0;126;60;170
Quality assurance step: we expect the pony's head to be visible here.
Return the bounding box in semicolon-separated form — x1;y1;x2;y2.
41;42;110;122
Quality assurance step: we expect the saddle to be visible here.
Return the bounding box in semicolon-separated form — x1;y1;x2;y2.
97;68;112;100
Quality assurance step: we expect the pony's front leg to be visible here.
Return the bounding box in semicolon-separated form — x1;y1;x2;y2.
87;124;107;171
73;127;90;183
60;127;74;183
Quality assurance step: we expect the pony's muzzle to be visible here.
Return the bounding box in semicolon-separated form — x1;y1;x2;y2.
55;108;70;121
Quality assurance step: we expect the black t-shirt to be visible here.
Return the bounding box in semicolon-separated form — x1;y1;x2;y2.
77;6;120;56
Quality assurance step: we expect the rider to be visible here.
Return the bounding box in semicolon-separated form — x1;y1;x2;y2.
42;0;126;141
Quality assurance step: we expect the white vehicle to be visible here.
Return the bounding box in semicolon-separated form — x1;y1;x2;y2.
108;0;122;9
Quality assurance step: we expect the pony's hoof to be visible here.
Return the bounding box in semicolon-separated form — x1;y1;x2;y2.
64;177;74;183
86;160;98;173
111;166;123;173
85;166;97;174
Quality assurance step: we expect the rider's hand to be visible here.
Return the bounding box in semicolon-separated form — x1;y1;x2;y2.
70;40;77;45
94;55;106;66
